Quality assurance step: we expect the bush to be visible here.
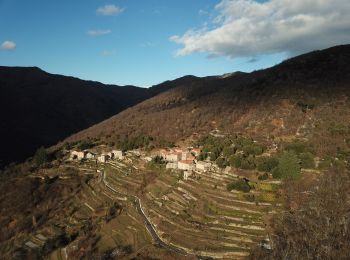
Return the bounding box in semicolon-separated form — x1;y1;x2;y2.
33;147;50;166
258;172;269;180
240;155;256;170
198;152;207;161
272;167;282;179
226;179;251;193
209;147;222;161
229;155;242;168
299;152;315;169
216;157;228;169
223;146;236;157
257;157;279;172
277;151;301;180
151;155;165;165
242;144;265;156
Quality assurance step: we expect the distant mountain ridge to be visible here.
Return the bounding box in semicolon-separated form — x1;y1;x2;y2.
0;67;202;168
65;44;350;158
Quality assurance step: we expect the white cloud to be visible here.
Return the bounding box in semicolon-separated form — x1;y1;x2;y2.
97;4;124;16
87;29;112;37
171;0;350;58
1;41;16;50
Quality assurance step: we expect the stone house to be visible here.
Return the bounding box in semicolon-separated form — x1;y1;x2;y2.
196;161;212;172
178;160;194;171
70;151;85;160
112;150;124;160
98;154;110;163
166;152;182;162
166;162;178;169
84;151;95;160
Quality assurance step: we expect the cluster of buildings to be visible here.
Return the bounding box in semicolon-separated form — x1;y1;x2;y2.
156;147;212;173
69;145;216;181
70;149;125;163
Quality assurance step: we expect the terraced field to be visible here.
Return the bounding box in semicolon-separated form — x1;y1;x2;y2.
46;161;185;259
104;160;281;259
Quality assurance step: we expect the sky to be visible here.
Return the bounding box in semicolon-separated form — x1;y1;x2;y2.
1;0;350;87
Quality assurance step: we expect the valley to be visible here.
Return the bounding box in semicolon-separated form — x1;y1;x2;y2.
1;45;349;259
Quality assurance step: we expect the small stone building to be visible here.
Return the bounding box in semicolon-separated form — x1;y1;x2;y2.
97;154;110;163
178;160;194;171
166;162;178;169
70;151;85;160
196;161;212;172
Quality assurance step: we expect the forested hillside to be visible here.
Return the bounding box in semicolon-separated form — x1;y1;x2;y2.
66;45;350;160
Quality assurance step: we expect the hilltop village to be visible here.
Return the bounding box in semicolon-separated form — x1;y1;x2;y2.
69;146;215;181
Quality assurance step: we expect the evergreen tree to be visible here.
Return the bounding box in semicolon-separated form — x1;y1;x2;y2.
278;151;301;180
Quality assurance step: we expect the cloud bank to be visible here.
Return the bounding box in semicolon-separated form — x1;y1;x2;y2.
97;4;123;16
1;41;16;50
170;0;350;58
87;29;112;37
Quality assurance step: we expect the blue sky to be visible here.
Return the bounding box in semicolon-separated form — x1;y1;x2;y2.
1;0;349;87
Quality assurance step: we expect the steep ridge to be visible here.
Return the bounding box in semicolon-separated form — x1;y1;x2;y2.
0;67;201;167
66;45;350;158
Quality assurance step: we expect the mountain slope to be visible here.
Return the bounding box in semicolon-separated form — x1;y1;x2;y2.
0;67;201;167
66;45;350;158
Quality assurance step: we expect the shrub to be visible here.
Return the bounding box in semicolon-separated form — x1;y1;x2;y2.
197;152;207;161
209;147;222;161
33;147;50;166
223;146;236;157
229;155;242;168
151;155;165;165
257;157;279;172
278;151;301;180
242;144;265;156
216;157;228;169
299;152;315;169
226;179;251;193
272;167;282;179
258;172;269;180
240;155;256;170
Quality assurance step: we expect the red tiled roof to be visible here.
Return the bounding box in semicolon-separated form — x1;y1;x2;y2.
179;160;194;164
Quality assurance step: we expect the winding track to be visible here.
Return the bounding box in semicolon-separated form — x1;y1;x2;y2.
100;169;190;257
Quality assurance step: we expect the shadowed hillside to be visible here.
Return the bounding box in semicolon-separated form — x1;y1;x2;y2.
0;67;201;168
66;45;350;158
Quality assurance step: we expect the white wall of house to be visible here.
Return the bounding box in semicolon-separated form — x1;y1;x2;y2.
183;170;193;180
70;151;85;160
112;150;124;160
181;152;190;161
85;152;95;159
166;162;178;169
178;161;194;171
98;154;109;163
196;161;211;171
166;153;181;162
